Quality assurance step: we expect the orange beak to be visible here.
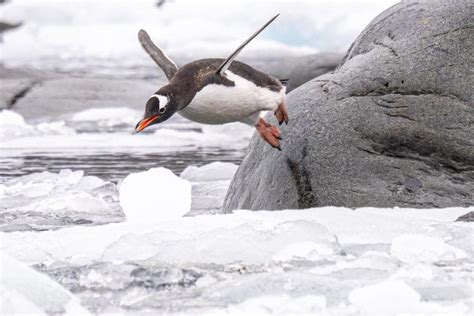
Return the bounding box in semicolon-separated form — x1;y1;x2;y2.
135;115;159;133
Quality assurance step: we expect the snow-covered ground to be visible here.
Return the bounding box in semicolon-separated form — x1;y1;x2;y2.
1;160;473;315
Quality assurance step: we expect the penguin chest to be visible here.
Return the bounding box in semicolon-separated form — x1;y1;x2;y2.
178;71;283;125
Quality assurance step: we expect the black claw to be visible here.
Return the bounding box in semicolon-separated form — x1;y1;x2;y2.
277;136;282;140
279;121;283;126
276;145;282;151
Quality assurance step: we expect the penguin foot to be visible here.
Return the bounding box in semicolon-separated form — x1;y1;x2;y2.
256;118;282;150
275;99;289;125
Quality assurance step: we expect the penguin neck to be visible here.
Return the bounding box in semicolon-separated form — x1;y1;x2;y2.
158;83;190;111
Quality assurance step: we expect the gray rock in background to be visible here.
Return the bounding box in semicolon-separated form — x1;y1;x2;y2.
224;0;474;211
456;211;474;222
11;77;161;122
266;53;343;92
0;65;58;110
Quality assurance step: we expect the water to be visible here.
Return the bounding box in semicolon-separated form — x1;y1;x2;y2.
0;149;244;183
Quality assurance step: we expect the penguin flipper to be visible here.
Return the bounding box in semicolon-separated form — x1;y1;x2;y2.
215;14;280;76
138;29;178;81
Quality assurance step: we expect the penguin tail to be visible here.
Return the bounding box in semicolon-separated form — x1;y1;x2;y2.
279;78;290;87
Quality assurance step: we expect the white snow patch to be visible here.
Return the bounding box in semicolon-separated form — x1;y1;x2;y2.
223;294;327;315
0;254;90;315
349;280;420;313
391;234;468;263
119;167;191;223
348;279;468;315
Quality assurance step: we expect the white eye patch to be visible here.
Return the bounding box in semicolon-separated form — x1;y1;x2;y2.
149;94;169;110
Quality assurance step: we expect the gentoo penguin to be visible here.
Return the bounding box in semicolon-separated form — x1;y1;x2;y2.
135;14;289;150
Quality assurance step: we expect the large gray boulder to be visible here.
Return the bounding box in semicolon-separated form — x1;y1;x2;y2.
224;0;473;211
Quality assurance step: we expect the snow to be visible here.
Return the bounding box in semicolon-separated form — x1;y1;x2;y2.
223;294;327;315
0;168;123;231
119;167;191;222
348;279;468;315
391;234;468;263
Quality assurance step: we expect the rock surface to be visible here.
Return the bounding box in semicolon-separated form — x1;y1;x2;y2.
11;77;160;122
0;65;58;110
224;0;474;211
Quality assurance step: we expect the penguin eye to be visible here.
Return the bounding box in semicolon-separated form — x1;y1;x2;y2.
159;106;167;114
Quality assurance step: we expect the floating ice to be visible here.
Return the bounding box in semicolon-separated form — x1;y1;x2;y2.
0;115;252;151
0;110;74;141
180;162;238;182
0;109;33;139
272;241;336;262
0;254;89;315
119;167;191;223
391;234;468;263
70;107;142;132
181;162;239;214
0;169;123;231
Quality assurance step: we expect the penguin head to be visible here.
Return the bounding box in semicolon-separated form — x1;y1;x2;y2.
135;90;177;132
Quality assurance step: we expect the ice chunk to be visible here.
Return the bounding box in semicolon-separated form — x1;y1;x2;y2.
391;234;468;263
180;162;239;215
185;180;231;215
0;109;34;139
0;254;90;315
180;162;238;182
104;220;340;264
273;241;335;262
225;295;327;315
0;169;123;232
119;167;191;223
0;110;74;141
348;279;468;315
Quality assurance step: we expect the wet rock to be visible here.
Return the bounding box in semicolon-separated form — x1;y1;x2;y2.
224;0;474;211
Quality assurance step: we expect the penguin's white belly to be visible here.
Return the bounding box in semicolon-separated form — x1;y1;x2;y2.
178;71;283;125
